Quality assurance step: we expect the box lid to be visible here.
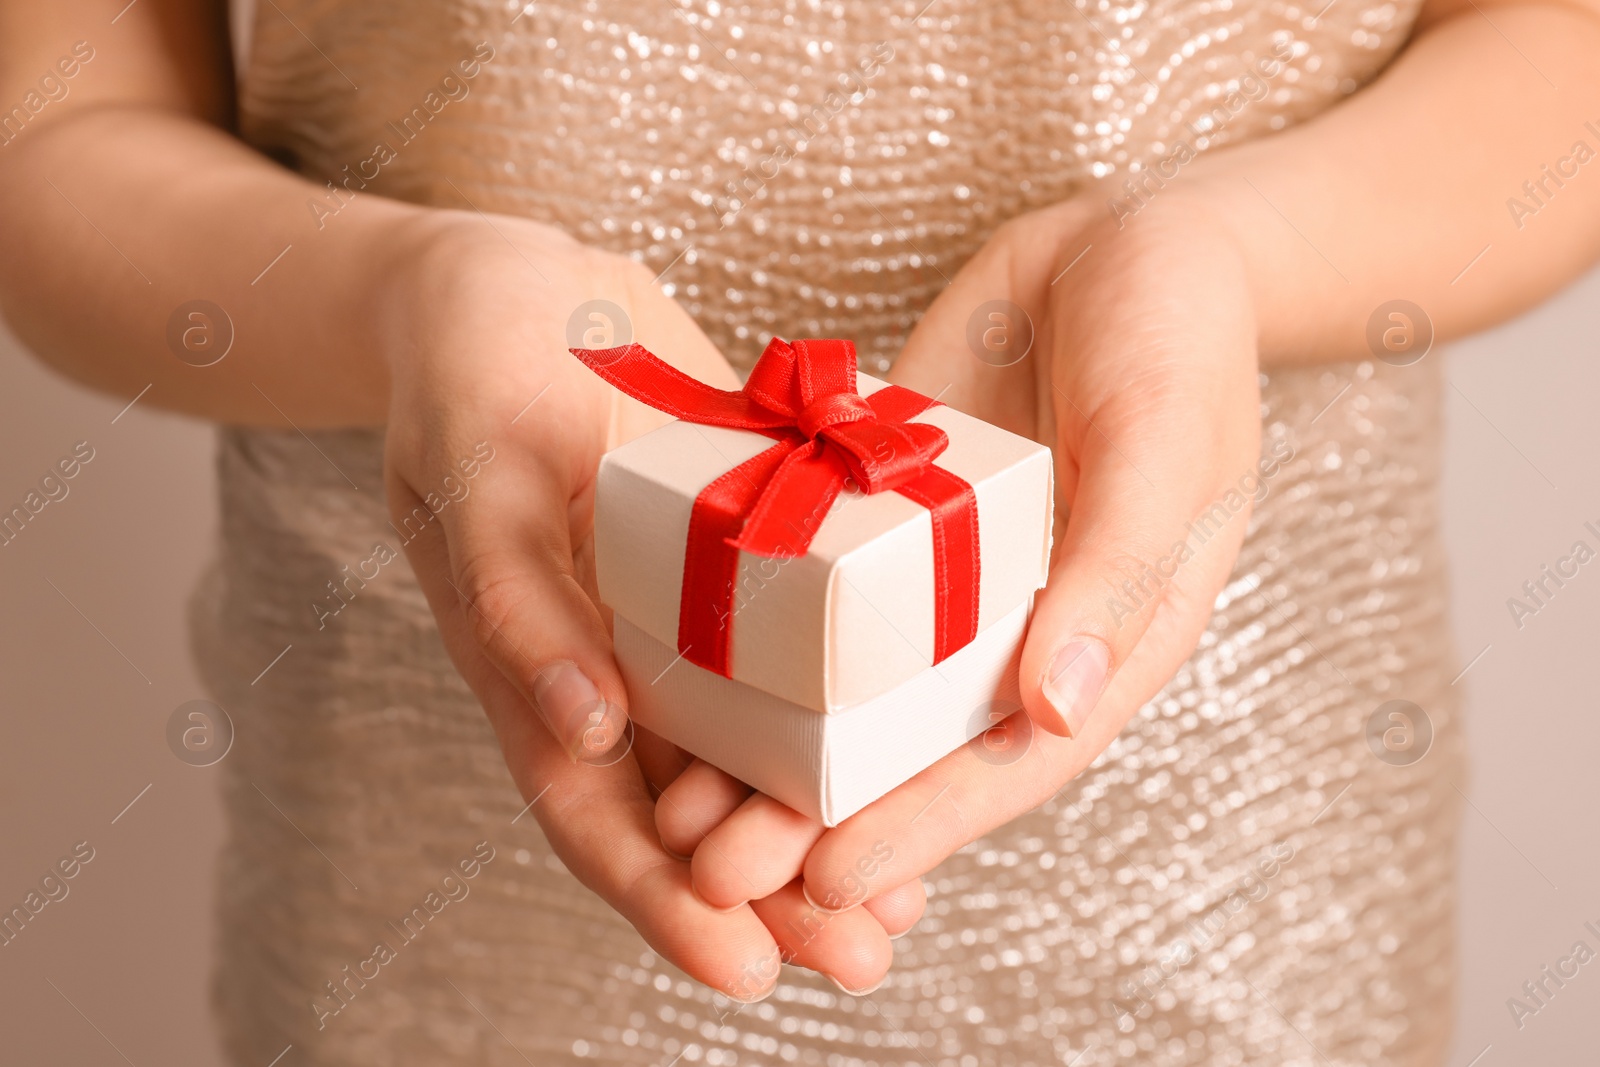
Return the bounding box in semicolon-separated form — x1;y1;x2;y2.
595;373;1052;713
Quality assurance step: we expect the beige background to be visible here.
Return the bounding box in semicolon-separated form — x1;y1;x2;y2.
1;264;1598;1063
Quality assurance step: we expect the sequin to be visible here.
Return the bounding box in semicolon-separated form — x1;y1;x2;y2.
204;1;1461;1064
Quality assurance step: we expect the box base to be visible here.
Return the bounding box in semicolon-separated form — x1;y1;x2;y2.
614;600;1030;826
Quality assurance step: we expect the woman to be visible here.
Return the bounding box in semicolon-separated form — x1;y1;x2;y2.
2;0;1597;1062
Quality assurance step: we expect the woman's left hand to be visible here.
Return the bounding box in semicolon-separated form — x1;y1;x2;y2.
676;190;1267;930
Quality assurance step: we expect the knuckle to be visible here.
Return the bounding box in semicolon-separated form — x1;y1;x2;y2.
457;558;533;656
1089;539;1180;636
1098;537;1173;594
937;793;973;848
1101;545;1158;585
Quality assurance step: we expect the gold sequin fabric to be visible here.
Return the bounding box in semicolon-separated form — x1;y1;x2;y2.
197;1;1462;1064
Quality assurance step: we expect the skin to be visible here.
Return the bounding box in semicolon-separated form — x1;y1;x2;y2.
3;0;1599;999
680;0;1600;973
0;0;911;998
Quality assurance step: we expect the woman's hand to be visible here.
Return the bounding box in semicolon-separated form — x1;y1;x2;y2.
653;755;928;994
677;191;1265;931
379;211;913;997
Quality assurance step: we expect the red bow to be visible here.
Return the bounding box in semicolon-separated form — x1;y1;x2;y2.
573;337;980;679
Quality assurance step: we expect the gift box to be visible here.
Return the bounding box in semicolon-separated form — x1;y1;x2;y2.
576;338;1053;825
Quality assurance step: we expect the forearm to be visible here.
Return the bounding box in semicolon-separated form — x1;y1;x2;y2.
0;106;428;425
1159;1;1600;364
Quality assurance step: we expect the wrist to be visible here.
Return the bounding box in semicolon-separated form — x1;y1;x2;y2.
362;205;479;379
366;206;591;383
1062;182;1262;359
1094;169;1383;367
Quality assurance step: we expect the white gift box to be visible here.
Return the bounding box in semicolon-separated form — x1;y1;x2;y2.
597;374;1054;825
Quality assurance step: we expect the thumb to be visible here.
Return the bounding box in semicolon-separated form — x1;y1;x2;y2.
393;444;629;763
1020;357;1259;741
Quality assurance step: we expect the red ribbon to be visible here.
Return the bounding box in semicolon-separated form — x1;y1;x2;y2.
572;337;980;679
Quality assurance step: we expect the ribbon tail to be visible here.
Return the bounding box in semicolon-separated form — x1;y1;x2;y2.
895;465;981;663
572;345;793;430
728;441;850;559
865;383;940;422
680;441;795;676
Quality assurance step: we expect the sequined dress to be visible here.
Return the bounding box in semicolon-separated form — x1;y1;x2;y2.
194;2;1464;1064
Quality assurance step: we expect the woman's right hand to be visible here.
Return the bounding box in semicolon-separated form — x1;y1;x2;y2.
377;211;903;997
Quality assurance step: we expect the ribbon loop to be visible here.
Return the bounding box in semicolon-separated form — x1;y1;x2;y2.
828;419;949;495
573;337;981;679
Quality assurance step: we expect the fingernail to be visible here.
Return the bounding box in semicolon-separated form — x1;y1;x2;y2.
725;983;776;1004
888;928;913;941
532;661;620;761
1040;638;1110;738
801;881;855;915
825;972;887;997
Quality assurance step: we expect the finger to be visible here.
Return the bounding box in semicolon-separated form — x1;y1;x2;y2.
802;727;1071;912
690;792;824;910
403;510;782;1000
632;725;694;799
1020;247;1259;739
748;881;894;996
862;879;926;939
655;759;752;859
390;440;630;763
